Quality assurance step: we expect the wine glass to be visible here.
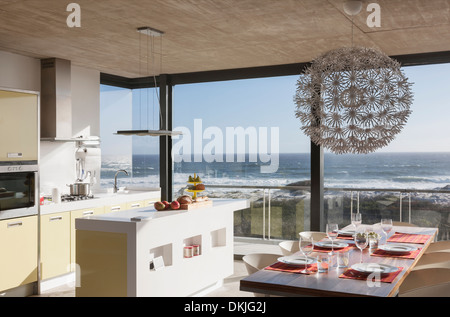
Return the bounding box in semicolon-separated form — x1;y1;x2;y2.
351;213;362;229
354;229;368;263
381;218;393;242
326;223;339;255
299;236;314;274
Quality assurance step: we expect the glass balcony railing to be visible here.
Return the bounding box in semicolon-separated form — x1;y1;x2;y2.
204;185;450;242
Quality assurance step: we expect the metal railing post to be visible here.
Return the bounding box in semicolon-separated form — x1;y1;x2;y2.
408;193;412;224
399;192;403;222
357;191;360;214
268;189;271;240
262;188;266;240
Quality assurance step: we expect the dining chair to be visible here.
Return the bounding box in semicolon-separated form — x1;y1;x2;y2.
278;240;299;256
425;240;450;254
412;252;450;271
242;253;281;297
374;221;418;227
299;231;327;241
242;253;280;275
399;268;450;297
392;221;418;227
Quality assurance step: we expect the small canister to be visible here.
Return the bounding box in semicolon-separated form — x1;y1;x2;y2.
193;245;200;256
183;246;193;258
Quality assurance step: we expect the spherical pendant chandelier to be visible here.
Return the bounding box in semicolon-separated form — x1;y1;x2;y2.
294;3;414;155
295;47;413;155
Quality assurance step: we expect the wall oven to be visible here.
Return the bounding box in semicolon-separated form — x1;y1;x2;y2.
0;163;38;220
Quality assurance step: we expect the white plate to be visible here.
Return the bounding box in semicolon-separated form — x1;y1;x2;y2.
315;241;349;249
351;263;399;274
277;256;316;266
338;230;355;236
378;244;417;254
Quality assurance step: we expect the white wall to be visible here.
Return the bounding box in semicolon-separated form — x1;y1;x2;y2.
41;65;101;195
0;50;101;195
0;51;40;92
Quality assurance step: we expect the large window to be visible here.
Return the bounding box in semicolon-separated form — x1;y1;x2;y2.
323;63;450;240
173;76;311;240
100;85;160;189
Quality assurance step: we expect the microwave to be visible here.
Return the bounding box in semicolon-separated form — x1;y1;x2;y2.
0;163;38;220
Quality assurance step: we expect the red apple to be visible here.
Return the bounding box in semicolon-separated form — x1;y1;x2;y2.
170;201;180;210
154;201;165;211
162;201;170;210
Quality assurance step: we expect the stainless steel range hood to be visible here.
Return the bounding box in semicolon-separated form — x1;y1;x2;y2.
40;58;72;139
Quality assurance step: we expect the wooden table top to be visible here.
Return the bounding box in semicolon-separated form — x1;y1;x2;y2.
240;225;438;297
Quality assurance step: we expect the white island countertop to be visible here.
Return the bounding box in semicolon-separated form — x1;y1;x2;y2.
40;187;161;215
76;198;247;224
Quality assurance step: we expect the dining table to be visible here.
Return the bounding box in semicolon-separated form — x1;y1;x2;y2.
239;225;439;297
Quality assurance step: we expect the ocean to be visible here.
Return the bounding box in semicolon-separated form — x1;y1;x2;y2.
100;152;450;193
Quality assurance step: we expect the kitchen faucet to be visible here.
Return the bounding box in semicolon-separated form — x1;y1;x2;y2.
113;169;129;193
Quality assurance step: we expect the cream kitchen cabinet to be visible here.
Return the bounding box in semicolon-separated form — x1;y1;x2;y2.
144;198;159;207
40;212;70;280
104;203;128;214
126;200;145;209
0;215;38;292
70;206;104;268
0;90;39;162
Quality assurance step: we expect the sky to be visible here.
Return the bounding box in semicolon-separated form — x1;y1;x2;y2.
100;63;450;156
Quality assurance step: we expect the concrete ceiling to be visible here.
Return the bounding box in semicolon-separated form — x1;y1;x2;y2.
0;0;449;78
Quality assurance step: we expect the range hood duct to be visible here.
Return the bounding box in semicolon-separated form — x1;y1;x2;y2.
40;58;72;139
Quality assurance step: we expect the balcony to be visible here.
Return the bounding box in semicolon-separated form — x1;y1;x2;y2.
200;184;450;257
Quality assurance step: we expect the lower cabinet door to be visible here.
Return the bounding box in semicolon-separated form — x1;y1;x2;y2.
40;212;71;280
0;216;38;291
70;207;104;268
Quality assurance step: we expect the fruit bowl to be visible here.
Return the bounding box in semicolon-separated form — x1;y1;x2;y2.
185;173;204;200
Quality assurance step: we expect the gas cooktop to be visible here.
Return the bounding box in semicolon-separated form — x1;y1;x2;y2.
61;194;95;202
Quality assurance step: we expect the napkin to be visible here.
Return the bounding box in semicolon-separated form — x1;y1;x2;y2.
339;267;403;283
370;248;421;259
337;234;354;240
313;244;354;253
265;262;318;275
387;232;431;244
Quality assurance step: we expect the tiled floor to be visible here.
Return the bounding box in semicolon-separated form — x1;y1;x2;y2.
34;240;284;297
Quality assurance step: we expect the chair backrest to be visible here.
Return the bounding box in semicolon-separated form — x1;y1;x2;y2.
413;252;450;270
399;282;450;297
299;231;327;241
242;253;280;275
375;221;418;227
278;241;299;256
425;240;450;254
393;221;418;227
399;268;450;297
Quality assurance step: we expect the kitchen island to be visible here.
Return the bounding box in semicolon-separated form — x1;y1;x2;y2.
75;199;249;297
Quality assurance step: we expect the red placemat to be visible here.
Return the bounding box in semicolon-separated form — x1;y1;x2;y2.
370;248;421;259
265;262;319;275
387;232;431;244
339;267;403;283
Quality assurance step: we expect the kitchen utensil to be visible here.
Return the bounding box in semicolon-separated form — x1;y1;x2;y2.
67;183;90;196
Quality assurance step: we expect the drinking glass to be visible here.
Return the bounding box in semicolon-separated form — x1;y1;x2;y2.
381;218;393;242
326;223;339;255
351;213;362;228
299;236;314;274
354;229;368;263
